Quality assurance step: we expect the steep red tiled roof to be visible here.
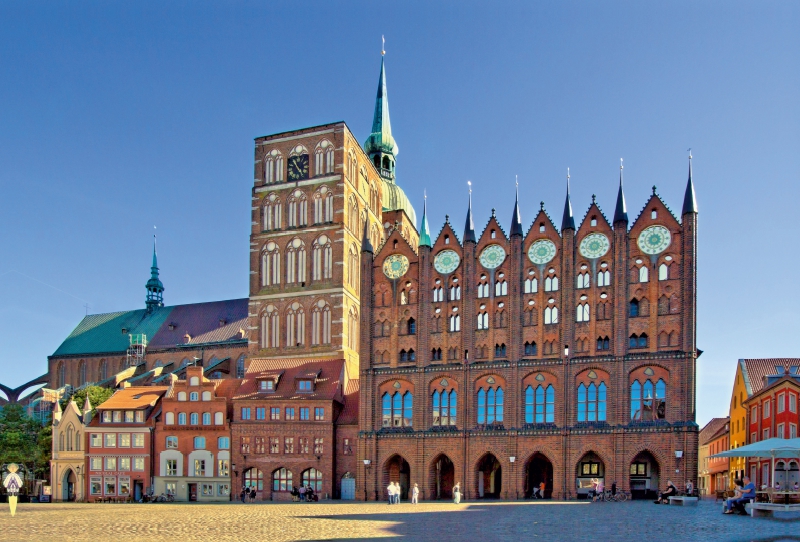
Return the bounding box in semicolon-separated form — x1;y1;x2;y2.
148;299;249;348
741;359;800;396
337;379;360;425
234;358;345;401
699;417;729;446
213;378;244;401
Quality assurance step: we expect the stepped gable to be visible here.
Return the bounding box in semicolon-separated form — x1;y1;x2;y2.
234;358;346;402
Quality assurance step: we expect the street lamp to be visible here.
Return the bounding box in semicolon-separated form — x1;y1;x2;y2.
363;459;372;502
675;450;683;474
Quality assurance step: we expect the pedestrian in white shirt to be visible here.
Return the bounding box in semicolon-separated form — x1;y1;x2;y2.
412;483;419;504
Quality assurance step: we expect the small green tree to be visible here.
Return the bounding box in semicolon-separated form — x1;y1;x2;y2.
60;386;114;417
0;404;49;487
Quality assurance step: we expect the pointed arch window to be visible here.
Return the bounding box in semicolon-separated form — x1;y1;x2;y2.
545;275;559;292
263;193;281;230
477;312;489;330
312;235;332;281
524;276;538;293
477;279;489;298
450;280;461;301
576;303;590;323
477;385;504;425
287;189;308;228
525;384;555;424
432;389;457;426
99;359;108;381
431;348;442;360
285;238;306;284
629;299;639;317
261;242;280;287
313;186;334;224
524;341;537;355
577;273;591;289
494;343;507;357
236;355;246;378
629;333;648;348
597;269;611;287
658;263;669;281
577;382;607;422
264;149;284;184
286;303;305;347
638;266;649;283
449;313;461;332
348;308;359;350
348;244;359;290
348;196;359;233
596;336;610;351
314;140;334;176
544;305;559;324
58;362;66;388
382;391;413;427
311;301;331;345
78;361;87;385
495;279;507;296
432;285;444;302
631;378;666;420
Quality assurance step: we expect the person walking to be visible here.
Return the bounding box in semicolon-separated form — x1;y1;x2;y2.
412;483;419;504
453;482;461;504
299;485;306;502
393;482;401;504
387;482;394;504
240;486;247;503
250;486;256;502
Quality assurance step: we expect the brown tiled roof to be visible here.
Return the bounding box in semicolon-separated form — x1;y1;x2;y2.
337;379;360;425
700;417;729;446
97;386;169;410
234;358;345;401
148;299;249;348
741;359;800;396
213;378;244;401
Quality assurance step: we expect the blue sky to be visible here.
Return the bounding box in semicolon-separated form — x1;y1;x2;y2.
0;2;797;425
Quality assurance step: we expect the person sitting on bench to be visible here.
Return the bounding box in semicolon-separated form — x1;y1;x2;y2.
724;476;755;515
655;480;678;504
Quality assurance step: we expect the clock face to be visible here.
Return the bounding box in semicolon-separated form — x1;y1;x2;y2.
287;154;309;181
383;254;410;280
434;249;460;275
528;239;557;265
479;244;506;270
638;225;671;255
579;233;610;259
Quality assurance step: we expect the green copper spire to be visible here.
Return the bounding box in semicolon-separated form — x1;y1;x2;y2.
419;192;431;248
364;54;398;180
145;234;164;311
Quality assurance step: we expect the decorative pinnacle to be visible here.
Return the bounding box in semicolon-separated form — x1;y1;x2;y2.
491;208;496;218
652;185;657;195
445;214;450;223
540;201;545;210
592;194;596;203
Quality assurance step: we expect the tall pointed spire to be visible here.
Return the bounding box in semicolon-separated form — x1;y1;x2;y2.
683;150;698;214
510;176;523;237
613;158;628;224
464;182;476;243
561;169;575;231
419;192;432;248
364;43;398;181
361;215;373;254
145;230;164;311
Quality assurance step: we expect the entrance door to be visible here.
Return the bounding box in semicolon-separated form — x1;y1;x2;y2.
62;469;76;502
341;477;356;500
189;483;198;501
134;481;143;502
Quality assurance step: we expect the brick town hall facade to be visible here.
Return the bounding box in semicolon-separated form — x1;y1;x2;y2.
45;54;699;502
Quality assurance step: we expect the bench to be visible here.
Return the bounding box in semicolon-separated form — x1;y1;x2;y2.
746;502;800;518
669;496;698;506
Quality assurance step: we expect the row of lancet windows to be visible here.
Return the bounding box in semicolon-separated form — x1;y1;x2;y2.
263;142;334;184
260;237;333;287
262;187;333;231
377;380;666;428
259;302;357;349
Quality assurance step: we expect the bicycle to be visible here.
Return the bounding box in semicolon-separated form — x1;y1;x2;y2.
600;489;629;502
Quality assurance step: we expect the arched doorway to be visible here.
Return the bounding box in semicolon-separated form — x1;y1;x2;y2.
477;453;502;498
384;455;411;501
525;453;553;498
245;468;264;499
62;468;76;501
576;452;605;499
430;454;455;499
630;451;660;500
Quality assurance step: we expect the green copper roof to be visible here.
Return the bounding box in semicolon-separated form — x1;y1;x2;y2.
52;307;174;357
419;196;431;247
382;181;417;225
363;57;398;157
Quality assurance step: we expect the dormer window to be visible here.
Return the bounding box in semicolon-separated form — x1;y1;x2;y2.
121;328;128;335
168;323;176;331
259;380;275;392
219;319;227;327
298;380;313;392
590;217;597;227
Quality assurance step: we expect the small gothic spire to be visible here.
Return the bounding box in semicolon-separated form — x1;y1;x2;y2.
52;399;62;423
419;192;432;248
145;232;165;312
682;150;698;214
464;181;476;243
361;216;373;254
363;51;398;181
540;201;545;211
510;177;523;237
561;169;575;231
613;158;629;224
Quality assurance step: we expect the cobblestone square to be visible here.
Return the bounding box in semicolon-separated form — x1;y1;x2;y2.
0;499;797;542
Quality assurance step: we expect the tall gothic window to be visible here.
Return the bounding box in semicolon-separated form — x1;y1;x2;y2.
639;266;649;283
544;275;559;292
577;382;607;422
631;378;666;420
525;384;555;424
99;359;108;381
348;244;359;290
287;189;307;228
311;301;331;345
432;390;457;427
314;140;334;176
544;305;558;324
312;235;332;281
659;263;669;281
348;196;359;233
262;193;281;230
597;269;611;286
524;275;538;293
577;273;591;289
263;149;284;184
313;186;334;224
261;242;280;286
495;279;507;296
477;385;504;425
286;303;305;347
78;361;87;385
285;238;306;284
576;303;590;323
348;308;359;350
449;314;460;332
261;306;279;348
382;391;413;427
477;312;489;330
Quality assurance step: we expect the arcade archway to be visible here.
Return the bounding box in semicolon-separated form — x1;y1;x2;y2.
430;454;455;499
384;455;411;501
476;453;502;498
525;453;553;498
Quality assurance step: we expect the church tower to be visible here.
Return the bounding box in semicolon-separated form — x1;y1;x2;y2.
145;238;164;312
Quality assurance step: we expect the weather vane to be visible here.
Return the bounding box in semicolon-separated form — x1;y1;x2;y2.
467;180;472;195
382;35;385;56
688;148;692;159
